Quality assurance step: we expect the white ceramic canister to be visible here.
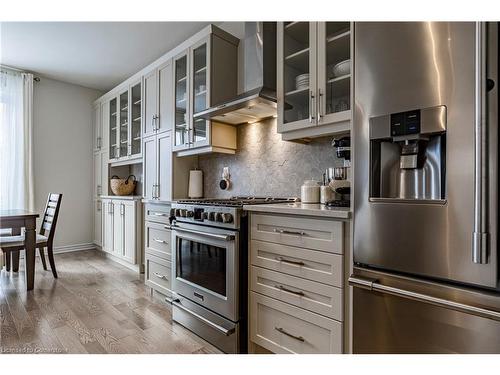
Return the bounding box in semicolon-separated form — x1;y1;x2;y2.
301;180;320;203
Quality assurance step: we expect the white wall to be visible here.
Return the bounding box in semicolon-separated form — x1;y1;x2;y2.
33;77;102;250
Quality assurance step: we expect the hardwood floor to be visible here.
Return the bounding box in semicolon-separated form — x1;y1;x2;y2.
0;250;222;354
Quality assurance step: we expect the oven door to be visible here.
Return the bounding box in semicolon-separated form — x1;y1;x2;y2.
171;222;239;321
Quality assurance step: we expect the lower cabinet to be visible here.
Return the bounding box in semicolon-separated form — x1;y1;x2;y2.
144;202;173;299
249;212;347;354
250;292;343;354
145;254;172;298
93;199;103;247
101;197;142;270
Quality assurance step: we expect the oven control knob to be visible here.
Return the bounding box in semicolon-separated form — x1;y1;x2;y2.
186;210;194;218
180;209;187;217
208;212;216;221
215;212;224;222
222;213;233;223
175;208;182;217
202;212;209;220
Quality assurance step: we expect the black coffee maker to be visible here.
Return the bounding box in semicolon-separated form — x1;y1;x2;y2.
326;136;351;208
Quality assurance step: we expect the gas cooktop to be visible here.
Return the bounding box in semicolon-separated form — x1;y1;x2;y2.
175;196;298;207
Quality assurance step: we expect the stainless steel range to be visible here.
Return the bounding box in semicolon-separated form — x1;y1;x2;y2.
168;197;296;353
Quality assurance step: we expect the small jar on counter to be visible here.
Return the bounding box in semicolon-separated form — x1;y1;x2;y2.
301;180;320;203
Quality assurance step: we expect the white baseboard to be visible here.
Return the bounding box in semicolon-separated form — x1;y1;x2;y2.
53;243;96;254
12;243;96;259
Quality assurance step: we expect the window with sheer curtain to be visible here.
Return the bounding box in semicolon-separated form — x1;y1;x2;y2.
0;68;35;211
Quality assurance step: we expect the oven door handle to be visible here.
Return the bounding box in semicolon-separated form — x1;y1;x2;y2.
348;275;500;322
172;300;235;336
171;224;235;241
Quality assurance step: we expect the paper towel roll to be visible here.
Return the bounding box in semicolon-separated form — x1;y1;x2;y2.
188;170;203;198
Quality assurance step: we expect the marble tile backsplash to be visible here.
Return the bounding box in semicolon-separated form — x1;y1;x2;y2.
198;118;345;198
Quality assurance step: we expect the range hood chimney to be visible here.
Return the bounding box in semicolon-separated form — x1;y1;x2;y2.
194;22;277;125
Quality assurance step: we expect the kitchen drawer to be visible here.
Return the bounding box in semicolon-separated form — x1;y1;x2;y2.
145;221;171;261
251;214;343;254
251;266;343;321
250;292;343;354
251;240;343;287
145;203;172;224
145;254;172;297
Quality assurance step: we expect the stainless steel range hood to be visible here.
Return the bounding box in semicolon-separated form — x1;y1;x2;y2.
194;22;277;125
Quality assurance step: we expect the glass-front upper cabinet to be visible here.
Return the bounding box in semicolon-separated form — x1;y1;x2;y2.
317;22;351;124
119;90;129;158
278;22;317;132
172;26;239;155
109;82;142;163
130;82;141;157
191;39;209;148
277;22;352;140
174;53;189;150
109;97;118;158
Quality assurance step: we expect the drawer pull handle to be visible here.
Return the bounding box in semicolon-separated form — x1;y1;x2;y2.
153;272;168;280
153;238;168;244
274;229;306;236
152;212;168;217
275;256;305;266
274;327;305;342
275;284;305;296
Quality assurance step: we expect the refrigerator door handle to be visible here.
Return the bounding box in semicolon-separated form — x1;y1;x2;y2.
472;22;490;265
348;275;500;322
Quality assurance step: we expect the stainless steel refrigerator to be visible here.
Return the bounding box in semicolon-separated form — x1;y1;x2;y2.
351;22;500;353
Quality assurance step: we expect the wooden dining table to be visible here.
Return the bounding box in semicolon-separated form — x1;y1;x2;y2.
0;209;39;290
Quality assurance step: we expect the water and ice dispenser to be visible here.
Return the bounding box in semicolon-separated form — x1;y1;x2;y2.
369;106;447;201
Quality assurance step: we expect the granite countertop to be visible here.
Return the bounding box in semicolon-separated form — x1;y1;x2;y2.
243;202;351;219
100;195;143;200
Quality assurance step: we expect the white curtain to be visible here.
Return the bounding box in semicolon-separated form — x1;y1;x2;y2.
0;68;35;211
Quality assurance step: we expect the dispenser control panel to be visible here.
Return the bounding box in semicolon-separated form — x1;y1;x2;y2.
391;110;421;136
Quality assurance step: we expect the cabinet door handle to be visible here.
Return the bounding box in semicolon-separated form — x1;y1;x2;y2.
120;203;125;215
155;183;160;199
274;284;305;296
151;185;156;199
274;327;305;342
275;256;305;266
317;89;323;122
273;228;306;236
153;238;168;244
151;115;156;131
309;90;315;123
155;115;160;131
153;272;168;280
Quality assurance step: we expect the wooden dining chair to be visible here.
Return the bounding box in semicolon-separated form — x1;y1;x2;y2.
0;193;63;278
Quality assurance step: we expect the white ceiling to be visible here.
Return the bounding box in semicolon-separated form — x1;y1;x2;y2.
0;22;210;91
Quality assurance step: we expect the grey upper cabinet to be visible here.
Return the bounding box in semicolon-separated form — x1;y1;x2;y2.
143;132;172;201
92;103;102;152
277;22;352;141
143;60;173;139
108;81;142;164
109;96;118;158
277;22;317;133
173;27;239;156
143;135;157;200
143;69;158;138
157;61;173;134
